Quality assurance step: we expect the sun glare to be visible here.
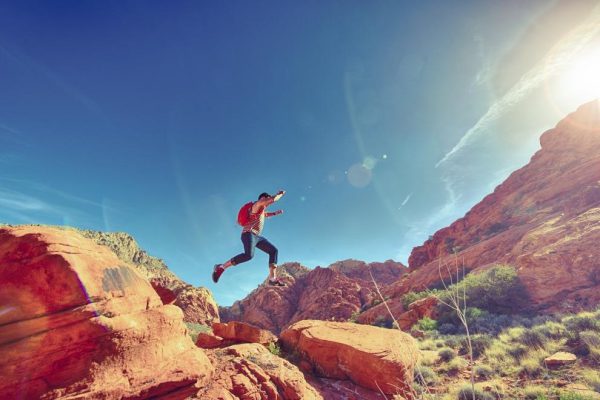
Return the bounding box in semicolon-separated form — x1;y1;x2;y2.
560;46;600;103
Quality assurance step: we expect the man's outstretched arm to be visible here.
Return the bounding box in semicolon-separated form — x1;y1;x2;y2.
265;210;283;218
255;190;286;208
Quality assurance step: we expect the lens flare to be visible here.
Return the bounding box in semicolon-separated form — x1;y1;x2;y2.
347;163;372;188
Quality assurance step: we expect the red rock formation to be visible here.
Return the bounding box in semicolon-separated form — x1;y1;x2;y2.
0;225;213;399
196;331;226;349
375;100;600;316
221;260;406;334
212;321;278;346
397;296;439;330
80;229;219;325
280;320;420;397
197;343;323;400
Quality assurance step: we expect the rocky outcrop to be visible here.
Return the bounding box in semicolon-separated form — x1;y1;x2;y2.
212;321;278;346
221;261;406;334
280;320;420;397
544;352;577;368
379;101;600;316
197;343;323;400
80;229;219;324
396;296;439;331
0;225;213;399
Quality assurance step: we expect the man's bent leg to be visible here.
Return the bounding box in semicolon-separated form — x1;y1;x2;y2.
256;237;282;284
214;233;257;283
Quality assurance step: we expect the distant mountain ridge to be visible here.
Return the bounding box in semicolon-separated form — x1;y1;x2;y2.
220;259;407;334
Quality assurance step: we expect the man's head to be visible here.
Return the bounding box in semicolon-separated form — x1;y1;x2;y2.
258;192;270;200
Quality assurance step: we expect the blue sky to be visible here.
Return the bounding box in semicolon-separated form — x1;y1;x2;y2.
1;1;599;306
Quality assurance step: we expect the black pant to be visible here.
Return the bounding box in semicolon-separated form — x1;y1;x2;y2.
230;232;278;266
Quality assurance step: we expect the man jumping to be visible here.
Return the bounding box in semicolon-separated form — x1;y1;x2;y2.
212;190;286;286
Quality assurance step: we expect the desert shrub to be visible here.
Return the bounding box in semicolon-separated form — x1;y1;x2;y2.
534;320;566;340
416;317;438;332
419;338;437;351
348;310;360;323
518;329;547;349
474;364;494;379
414;365;439;386
456;385;494;400
439;264;529;315
563;313;600;333
518;357;544;378
522;385;547;400
438;347;455;362
460;334;492;359
402;289;437;309
507;344;528;361
444;336;461;349
469;312;513;335
581;368;600;393
580;330;600;363
267;342;281;357
185;322;211;342
439;323;458;335
443;357;467;375
558;392;596;400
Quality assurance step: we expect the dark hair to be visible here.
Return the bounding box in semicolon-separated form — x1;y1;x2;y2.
258;192;270;200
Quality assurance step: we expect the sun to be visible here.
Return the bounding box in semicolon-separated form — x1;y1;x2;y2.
559;45;600;103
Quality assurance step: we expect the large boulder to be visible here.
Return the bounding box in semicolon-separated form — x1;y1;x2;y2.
80;229;220;325
0;225;213;399
197;343;323;400
212;321;277;346
280;320;420;397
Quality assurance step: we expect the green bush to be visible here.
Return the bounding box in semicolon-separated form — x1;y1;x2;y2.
533;321;566;340
267;342;281;357
416;317;438;332
522;385;547;400
457;385;494;400
444;357;467;375
518;329;547;349
507;344;528;361
438;347;455;362
459;334;492;359
563;313;600;333
474;365;494;379
581;369;600;393
580;330;600;358
414;365;439;386
519;357;544;378
439;264;529;316
558;392;596;400
402;289;438;309
185;322;211;343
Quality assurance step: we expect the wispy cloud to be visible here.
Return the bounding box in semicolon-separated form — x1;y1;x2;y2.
0;123;21;138
0;178;113;228
436;4;600;167
400;192;413;207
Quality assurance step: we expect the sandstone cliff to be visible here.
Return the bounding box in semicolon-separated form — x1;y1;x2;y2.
378;100;600;320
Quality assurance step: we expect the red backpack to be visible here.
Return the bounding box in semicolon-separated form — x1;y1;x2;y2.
237;202;254;226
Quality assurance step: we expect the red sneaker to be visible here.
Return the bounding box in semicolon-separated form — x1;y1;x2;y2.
212;264;225;283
